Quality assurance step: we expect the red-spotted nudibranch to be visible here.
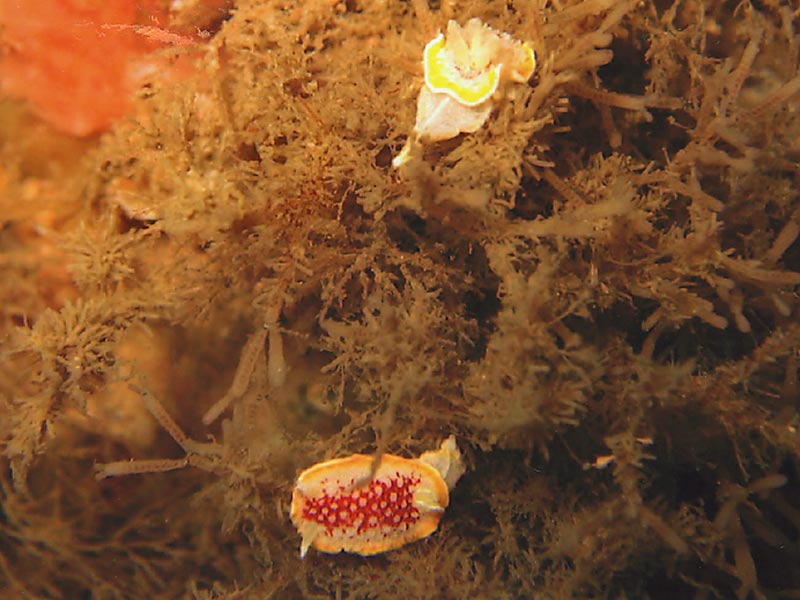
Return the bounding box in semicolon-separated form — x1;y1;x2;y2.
290;436;465;557
393;19;536;167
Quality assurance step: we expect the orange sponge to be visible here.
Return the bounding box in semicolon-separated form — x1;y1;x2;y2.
0;0;170;136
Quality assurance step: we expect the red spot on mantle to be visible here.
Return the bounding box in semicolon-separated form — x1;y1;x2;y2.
302;473;422;533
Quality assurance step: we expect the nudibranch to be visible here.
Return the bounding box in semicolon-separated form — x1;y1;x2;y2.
393;19;536;167
290;436;465;557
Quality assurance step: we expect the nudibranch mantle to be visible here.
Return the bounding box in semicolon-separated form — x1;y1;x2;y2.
290;436;465;557
394;18;535;167
424;32;503;107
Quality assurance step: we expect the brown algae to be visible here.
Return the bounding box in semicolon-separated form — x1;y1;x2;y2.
1;1;800;598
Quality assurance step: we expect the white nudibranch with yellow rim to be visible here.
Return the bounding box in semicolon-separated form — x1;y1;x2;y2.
393;18;535;167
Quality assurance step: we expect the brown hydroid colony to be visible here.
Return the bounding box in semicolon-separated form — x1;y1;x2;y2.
2;0;800;598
